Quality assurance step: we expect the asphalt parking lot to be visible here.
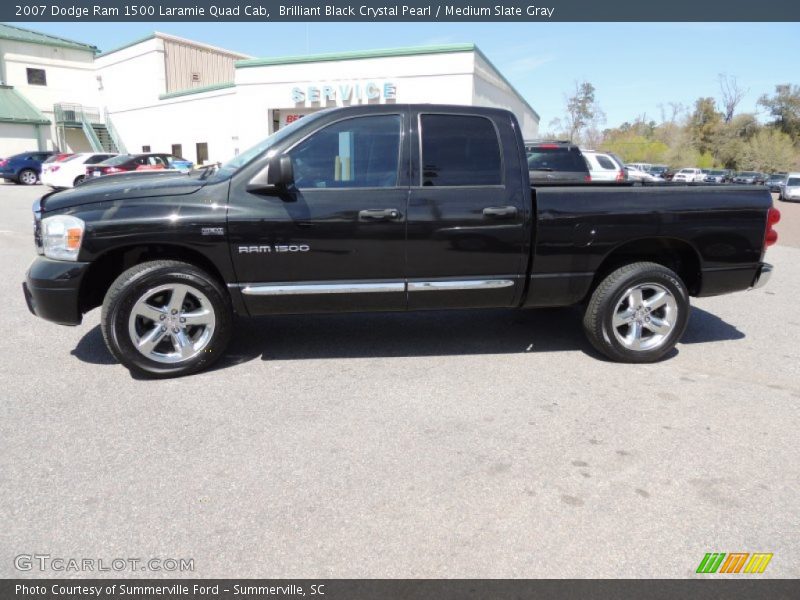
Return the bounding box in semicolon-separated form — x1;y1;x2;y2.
1;182;799;579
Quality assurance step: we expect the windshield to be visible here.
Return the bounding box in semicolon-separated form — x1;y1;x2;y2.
709;170;725;175
787;178;800;186
739;172;759;177
213;112;328;179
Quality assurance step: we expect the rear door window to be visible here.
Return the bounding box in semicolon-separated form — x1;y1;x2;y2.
596;155;616;170
420;114;502;186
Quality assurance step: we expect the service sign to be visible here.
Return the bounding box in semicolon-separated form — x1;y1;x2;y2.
291;82;397;105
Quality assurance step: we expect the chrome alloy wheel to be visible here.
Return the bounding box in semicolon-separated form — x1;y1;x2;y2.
127;284;216;364
612;283;678;351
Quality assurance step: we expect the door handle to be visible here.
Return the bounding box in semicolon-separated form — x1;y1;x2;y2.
358;208;401;221
482;206;518;218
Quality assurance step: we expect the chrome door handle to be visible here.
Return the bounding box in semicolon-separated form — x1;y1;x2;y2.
358;208;401;221
482;206;518;218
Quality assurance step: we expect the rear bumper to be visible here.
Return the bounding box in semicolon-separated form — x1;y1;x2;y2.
698;262;771;297
23;257;91;325
750;263;773;290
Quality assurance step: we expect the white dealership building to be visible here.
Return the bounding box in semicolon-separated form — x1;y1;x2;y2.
1;25;540;163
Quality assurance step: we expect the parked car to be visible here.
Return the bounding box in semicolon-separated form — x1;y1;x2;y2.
85;153;193;179
582;150;625;182
780;173;800;201
626;162;653;172
0;151;55;185
766;172;788;193
41;152;117;189
672;168;705;183
526;141;591;182
24;104;778;378
625;165;661;182
704;169;732;184
648;165;669;179
732;171;767;185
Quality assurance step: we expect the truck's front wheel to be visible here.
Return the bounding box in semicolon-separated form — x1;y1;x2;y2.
583;262;689;363
101;260;233;378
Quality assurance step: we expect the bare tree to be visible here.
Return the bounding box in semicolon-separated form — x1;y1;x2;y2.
658;102;686;124
563;81;605;143
719;74;748;123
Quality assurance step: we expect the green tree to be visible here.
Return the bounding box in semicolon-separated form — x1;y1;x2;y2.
738;129;799;171
758;84;800;142
689;97;723;155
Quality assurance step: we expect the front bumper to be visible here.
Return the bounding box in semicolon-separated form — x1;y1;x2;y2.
23;257;91;325
751;263;773;290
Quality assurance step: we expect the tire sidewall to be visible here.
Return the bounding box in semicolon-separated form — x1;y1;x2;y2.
600;266;690;362
107;266;231;377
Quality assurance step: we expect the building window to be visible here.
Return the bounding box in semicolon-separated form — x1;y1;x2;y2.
191;72;201;83
196;142;209;165
26;68;47;86
171;144;183;158
142;145;151;152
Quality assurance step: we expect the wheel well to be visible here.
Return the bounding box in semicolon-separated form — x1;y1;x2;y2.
78;245;227;314
590;238;702;297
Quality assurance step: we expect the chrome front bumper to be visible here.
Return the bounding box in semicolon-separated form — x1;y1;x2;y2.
751;263;773;290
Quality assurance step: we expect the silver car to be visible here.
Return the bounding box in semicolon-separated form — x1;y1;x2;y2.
781;173;800;202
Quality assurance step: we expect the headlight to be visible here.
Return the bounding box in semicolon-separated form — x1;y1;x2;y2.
41;215;85;261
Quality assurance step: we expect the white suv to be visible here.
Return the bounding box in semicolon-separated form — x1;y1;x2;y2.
582;150;625;182
781;173;800;201
672;168;704;183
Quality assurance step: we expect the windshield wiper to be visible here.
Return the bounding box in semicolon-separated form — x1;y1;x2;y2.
198;163;220;180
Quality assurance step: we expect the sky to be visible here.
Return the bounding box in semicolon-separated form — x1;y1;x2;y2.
16;21;800;129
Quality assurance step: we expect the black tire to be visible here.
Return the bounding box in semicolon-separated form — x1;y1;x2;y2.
583;262;690;363
73;175;85;187
18;169;38;185
101;260;233;378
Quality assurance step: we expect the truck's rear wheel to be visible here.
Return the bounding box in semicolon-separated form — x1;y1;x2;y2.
583;262;689;363
101;260;232;378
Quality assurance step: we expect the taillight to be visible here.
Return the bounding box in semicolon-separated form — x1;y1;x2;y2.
103;167;123;174
615;170;624;182
537;144;559;149
50;165;60;172
584;174;592;182
0;159;7;167
765;207;780;248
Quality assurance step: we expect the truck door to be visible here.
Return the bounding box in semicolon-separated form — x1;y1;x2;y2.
406;111;528;309
227;112;410;315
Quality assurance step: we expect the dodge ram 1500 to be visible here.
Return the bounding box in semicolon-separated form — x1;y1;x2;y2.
24;105;779;377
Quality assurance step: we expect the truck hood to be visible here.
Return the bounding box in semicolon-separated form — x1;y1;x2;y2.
41;170;208;212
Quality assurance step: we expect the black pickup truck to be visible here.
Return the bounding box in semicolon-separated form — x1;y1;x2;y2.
24;105;779;377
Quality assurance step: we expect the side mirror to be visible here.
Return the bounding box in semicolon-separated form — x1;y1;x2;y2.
246;155;294;194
